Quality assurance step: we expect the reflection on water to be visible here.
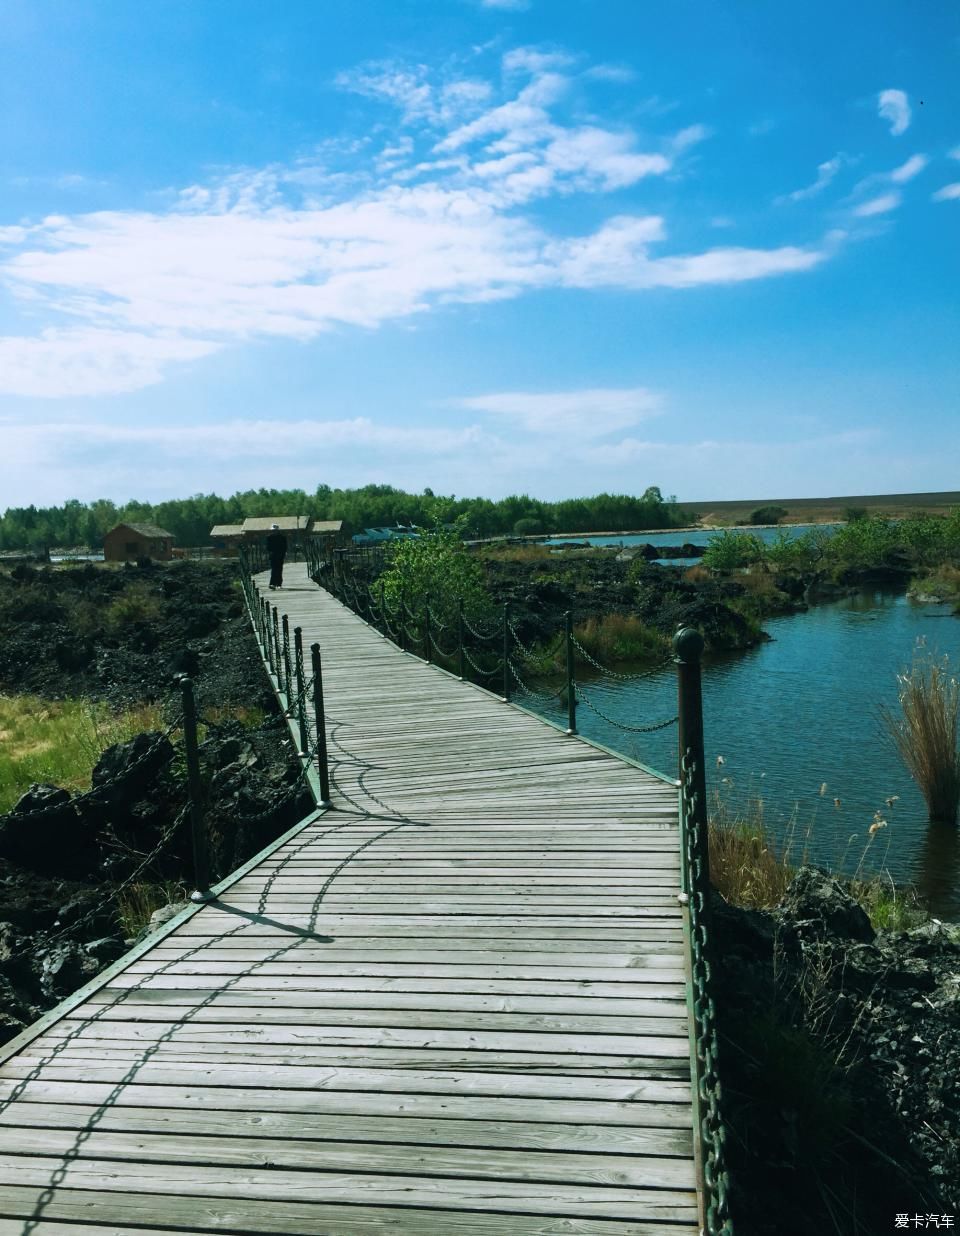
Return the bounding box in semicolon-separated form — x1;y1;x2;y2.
528;587;960;918
544;523;838;551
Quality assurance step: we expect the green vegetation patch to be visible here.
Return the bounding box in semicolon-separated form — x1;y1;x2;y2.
0;694;162;812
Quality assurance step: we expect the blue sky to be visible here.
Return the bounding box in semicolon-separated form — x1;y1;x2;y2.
1;0;958;508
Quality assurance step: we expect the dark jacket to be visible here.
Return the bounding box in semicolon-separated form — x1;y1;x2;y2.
266;531;287;561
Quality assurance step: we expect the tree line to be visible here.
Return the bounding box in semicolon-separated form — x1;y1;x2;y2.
0;485;694;551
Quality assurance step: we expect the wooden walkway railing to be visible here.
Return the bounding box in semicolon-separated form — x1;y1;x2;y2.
0;561;711;1234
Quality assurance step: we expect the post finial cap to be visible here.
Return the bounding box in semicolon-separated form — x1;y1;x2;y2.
673;626;704;662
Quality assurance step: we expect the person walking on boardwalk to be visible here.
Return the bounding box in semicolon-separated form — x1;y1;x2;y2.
266;523;287;589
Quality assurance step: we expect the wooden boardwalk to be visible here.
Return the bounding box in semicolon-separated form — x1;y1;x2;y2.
0;562;699;1235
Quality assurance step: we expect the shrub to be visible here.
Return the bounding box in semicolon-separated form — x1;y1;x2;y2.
104;583;163;632
881;651;960;824
750;505;787;525
701;530;768;570
844;507;869;523
513;517;545;537
379;525;492;624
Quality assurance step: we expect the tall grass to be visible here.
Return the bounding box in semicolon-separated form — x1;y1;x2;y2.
572;613;669;665
0;695;162;812
881;652;960;824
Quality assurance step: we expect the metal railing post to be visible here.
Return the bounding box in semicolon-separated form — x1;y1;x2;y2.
294;626;309;754
425;596;433;664
502;602;510;701
179;676;213;902
311;642;332;806
674;626;709;891
398;588;407;652
458;599;466;680
565;610;577;734
282;614;293;702
271;607;282;682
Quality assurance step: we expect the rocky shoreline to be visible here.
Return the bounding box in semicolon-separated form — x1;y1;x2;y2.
716;868;959;1230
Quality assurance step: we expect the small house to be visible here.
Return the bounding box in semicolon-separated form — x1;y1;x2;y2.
309;519;345;545
103;522;174;563
209;524;245;555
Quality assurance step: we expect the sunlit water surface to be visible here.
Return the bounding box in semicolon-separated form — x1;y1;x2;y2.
524;589;960;918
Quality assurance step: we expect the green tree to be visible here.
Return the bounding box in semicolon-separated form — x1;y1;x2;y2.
749;505;788;525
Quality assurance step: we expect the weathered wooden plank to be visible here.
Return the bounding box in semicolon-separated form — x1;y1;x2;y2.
0;1157;700;1221
0;1078;696;1128
0;1103;693;1156
0;1187;696;1234
0;1127;697;1189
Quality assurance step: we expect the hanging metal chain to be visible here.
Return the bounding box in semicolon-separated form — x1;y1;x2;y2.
507;657;564;704
461;614;501;642
569;632;674;682
462;647;502;679
507;621;566;667
681;749;734;1236
572;683;678;733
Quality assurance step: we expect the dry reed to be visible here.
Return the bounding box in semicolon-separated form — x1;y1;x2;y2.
881;651;960;824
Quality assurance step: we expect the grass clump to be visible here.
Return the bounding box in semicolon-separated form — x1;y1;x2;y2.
0;695;162;812
881;650;960;824
708;796;806;909
104;582;163;633
115;880;188;938
572;613;669;665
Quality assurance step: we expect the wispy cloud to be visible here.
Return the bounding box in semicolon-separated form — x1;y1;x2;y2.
457;386;660;435
0;47;837;399
778;154;846;204
480;0;531;9
853;191;901;217
878;88;911;136
932;183;960;202
888;153;928;183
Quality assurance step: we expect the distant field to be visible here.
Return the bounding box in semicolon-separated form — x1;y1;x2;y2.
685;491;960;527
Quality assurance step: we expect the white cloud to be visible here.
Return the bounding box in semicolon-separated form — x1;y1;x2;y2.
671;124;712;154
932;183;960;202
0;329;219;398
878;89;911;136
852;191;901;217
888;154;928;182
501;47;573;74
457;386;661;435
0;48;839;399
779;155;845;204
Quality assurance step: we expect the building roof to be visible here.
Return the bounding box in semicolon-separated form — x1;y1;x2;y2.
111;522;174;539
310;520;343;534
210;524;245;537
241;516;311;532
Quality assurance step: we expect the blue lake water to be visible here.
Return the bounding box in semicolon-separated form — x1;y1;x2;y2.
544;523;838;553
522;588;960;918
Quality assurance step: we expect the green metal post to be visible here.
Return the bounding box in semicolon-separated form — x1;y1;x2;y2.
179;677;212;902
311;642;332;806
281;614;292;702
271;607;282;683
425;596;433;664
294;626;309;754
398;587;407;652
674;626;709;891
565;610;577;735
458;599;465;680
502;602;510;701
